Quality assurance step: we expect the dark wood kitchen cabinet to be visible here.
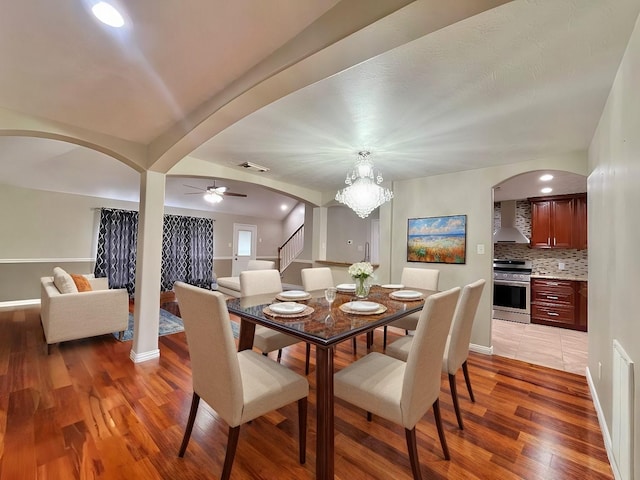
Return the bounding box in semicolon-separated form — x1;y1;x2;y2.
531;278;587;331
528;193;587;249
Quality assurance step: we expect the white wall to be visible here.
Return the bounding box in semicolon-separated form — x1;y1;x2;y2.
388;152;588;349
588;11;640;478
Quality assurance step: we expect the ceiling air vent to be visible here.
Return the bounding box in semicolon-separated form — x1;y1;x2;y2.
238;161;269;172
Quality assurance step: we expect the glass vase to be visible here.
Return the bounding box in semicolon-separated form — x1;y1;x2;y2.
354;276;370;298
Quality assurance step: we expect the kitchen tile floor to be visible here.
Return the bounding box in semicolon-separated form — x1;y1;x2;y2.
492;319;588;375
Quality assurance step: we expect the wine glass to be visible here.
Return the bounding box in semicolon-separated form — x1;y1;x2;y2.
324;287;337;324
325;287;337;307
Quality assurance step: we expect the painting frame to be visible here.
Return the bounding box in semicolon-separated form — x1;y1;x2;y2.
407;214;467;264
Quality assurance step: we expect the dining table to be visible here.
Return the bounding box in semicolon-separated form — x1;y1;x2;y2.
226;284;436;480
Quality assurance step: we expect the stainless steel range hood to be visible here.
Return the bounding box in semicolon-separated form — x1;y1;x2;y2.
493;200;530;244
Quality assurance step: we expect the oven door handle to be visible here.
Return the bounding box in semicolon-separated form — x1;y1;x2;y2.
494;280;530;288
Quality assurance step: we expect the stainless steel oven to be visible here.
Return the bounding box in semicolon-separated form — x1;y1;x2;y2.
493;259;532;323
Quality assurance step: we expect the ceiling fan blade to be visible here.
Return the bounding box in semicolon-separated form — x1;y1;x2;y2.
222;192;247;197
183;184;206;192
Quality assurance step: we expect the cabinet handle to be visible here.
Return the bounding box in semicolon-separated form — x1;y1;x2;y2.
547;312;559;317
546;295;559;300
547;282;559;286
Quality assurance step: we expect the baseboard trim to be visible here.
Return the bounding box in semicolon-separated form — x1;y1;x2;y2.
0;299;40;310
586;366;622;480
129;348;160;363
470;343;493;355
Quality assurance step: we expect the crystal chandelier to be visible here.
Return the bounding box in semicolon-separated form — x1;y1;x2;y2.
335;151;394;218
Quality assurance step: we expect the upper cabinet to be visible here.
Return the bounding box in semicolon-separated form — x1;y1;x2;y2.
528;193;587;249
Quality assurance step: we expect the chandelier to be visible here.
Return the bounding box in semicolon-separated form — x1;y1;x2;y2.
335;151;394;218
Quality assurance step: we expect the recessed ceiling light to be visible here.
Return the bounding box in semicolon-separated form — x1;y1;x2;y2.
92;2;125;28
540;174;554;182
541;187;553;194
280;204;288;211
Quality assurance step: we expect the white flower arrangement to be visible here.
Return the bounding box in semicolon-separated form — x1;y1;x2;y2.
348;261;373;279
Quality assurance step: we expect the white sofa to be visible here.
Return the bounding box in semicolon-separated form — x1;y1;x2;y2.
215;260;276;297
40;268;129;352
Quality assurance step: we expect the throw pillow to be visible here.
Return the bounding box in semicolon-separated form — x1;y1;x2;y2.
53;267;79;294
70;274;93;292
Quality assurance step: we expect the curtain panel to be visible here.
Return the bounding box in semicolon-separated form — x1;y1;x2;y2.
94;208;139;294
95;209;214;294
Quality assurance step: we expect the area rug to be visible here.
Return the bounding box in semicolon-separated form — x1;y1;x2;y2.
115;309;239;341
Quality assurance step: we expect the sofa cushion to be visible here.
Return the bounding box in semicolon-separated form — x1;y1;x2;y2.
53;267;78;294
71;274;93;292
217;276;241;291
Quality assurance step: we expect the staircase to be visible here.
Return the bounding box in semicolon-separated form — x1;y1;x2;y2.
278;224;304;273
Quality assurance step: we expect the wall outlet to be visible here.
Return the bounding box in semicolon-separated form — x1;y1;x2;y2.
558;262;565;270
477;244;485;255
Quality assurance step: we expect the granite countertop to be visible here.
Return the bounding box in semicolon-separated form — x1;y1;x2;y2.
531;273;588;282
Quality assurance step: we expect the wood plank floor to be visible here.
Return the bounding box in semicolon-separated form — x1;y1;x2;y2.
0;307;612;479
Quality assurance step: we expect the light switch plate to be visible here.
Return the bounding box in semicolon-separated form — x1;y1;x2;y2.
476;244;485;254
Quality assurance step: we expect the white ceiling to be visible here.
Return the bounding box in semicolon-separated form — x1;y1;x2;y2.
1;0;639;219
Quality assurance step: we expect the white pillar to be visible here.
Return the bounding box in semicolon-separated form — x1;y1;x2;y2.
130;171;165;363
312;207;328;261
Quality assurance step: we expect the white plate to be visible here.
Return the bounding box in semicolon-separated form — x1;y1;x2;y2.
279;290;309;299
336;283;356;292
392;290;422;299
381;284;404;289
269;302;306;314
348;301;380;312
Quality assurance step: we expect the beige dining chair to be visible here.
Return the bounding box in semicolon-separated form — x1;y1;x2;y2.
173;282;309;480
334;287;460;479
382;267;440;349
300;267;359;353
240;269;311;375
386;279;486;430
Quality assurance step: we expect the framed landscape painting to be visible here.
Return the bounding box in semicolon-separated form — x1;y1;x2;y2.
407;215;466;264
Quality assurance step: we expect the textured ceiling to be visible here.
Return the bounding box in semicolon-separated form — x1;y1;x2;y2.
0;0;639;219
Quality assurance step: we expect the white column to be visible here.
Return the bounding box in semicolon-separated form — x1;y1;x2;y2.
312;207;328;261
130;171;165;363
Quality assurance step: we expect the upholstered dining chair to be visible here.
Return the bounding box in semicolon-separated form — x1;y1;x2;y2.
301;267;359;353
240;269;311;375
386;279;486;430
334;287;460;479
382;267;440;349
173;282;309;480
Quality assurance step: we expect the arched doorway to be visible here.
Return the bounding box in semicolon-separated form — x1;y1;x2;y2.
491;170;588;375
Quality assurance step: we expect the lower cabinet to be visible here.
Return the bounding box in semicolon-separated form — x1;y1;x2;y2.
531;278;587;331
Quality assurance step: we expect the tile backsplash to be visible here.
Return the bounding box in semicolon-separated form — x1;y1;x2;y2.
493;201;588;277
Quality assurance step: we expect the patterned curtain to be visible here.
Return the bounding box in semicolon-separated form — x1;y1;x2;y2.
95;209;214;294
161;215;214;290
94;208;139;294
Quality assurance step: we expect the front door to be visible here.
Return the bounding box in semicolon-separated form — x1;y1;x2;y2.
232;223;257;276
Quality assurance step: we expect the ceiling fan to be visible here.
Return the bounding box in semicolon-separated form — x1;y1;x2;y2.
184;182;247;204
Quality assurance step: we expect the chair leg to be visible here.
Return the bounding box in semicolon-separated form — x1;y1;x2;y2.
352;337;357;354
383;326;388;349
449;373;464;430
367;411;372;422
432;399;450;460
405;427;423;480
305;344;311;375
178;392;200;457
221;425;241;480
277;349;283;363
118;330;124;341
298;398;307;464
462;360;475;403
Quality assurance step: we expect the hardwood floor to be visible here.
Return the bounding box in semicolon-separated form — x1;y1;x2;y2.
0;307;612;479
